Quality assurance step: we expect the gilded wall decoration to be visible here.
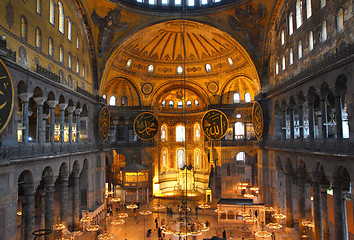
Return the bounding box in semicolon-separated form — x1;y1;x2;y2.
141;83;153;95
202;109;228;140
98;106;110;141
0;59;14;134
207;82;219;94
6;1;14;29
134;112;158;140
252;101;263;139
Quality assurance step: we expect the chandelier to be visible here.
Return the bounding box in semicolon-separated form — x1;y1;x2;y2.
161;216;208;237
111;219;125;225
118;212;129;218
98;232;114;240
266;222;282;229
126;203;138;209
86;224;100;232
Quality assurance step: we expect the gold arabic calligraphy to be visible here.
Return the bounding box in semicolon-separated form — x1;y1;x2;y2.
202;110;228;139
0;59;14;134
98;106;110;141
134;112;158;140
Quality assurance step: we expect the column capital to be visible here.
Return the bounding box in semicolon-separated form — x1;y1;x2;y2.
19;92;33;102
34;97;46;105
47;100;58;108
58;103;68;111
67;106;75;113
75;108;82;115
113;120;119;125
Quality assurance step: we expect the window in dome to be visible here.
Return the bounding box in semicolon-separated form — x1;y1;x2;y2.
194;124;200;141
161;100;166;107
169;100;174;108
309;31;313;50
68;18;72;41
281;30;285;45
177;101;183;108
58;1;64;34
282;55;286;70
289;12;294;35
201;0;207;5
162;0;168;5
126;59;132;69
35;27;42;49
321;0;326;8
236;114;241;119
194;100;199;106
68;53;72;68
236;152;245;162
228;58;234;67
59;46;64;63
235;122;244;139
275;60;279;75
205;64;211;72
76;59;79;73
20;16;28;41
76;35;79;49
161;125;167;141
337;9;344;31
36;0;41;15
187;100;192;107
121;96;127;106
187;0;194;6
49;0;55;25
214;0;221;2
175;0;181;5
321;20;327;42
176;125;185;142
148;64;154;73
149;0;156;5
177;66;183;75
137;0;143;2
306;0;312;18
109;96;116;106
298;41;303;59
289;48;294;65
296;0;303;29
233;93;240;104
103;95;106;99
48;38;53;56
245;93;251;103
176;148;185;169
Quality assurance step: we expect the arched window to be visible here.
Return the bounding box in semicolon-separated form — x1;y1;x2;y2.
67;18;72;41
205;64;211;72
194;123;200;141
20;16;28;40
103;94;107;100
244;93;251;103
177;66;183;75
235;122;244;139
76;59;79;73
58;1;64;34
59;45;64;63
82;64;85;78
169;100;174;108
281;30;285;45
162;0;168;5
282;55;286;70
289;48;294;65
161;149;168;168
148;65;154;73
233;92;240;103
161;125;167;142
161;100;166;107
48;38;54;56
176;148;185;169
109;96;116;106
321;20;327;42
36;0;41;14
298;41;303;59
121;96;127;106
68;53;72;68
76;35;79;49
35;27;42;49
306;0;312;18
296;0;303;29
309;31;313;50
201;0;207;4
275;60;279;75
176;125;185;142
337;9;344;31
187;100;192;107
126;59;132;68
149;0;156;5
194;100;199;106
228;58;234;67
236;152;245;162
289;12;294;35
175;0;182;6
187;0;194;6
320;0;326;8
177;101;183;108
49;0;55;25
194;149;201;169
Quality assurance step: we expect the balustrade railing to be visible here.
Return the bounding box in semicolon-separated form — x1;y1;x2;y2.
36;64;60;83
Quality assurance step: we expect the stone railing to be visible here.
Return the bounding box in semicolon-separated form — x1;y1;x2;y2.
205;139;257;147
36;64;60;83
265;138;352;155
0;37;16;62
77;87;96;101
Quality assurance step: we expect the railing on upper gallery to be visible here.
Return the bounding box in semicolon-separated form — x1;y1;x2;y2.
0;36;16;62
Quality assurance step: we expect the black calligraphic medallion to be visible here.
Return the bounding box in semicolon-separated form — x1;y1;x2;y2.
0;59;14;134
252;101;264;140
202;109;229;140
134;112;158;140
98;106;110;141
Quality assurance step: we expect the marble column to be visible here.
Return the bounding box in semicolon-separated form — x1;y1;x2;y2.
112;120;119;142
321;183;330;240
47;101;57;145
67;107;75;143
44;177;54;240
285;171;294;228
42;114;49;143
308;99;315;141
34;97;45;145
38;188;46;230
289;105;295;139
22;183;35;240
333;179;348;240
282;107;287;139
19;93;31;144
72;175;80;230
335;91;343;140
75;108;82;143
313;172;323;240
298;100;304;140
297;173;306;236
60;178;69;227
320;95;328;139
58;103;68;144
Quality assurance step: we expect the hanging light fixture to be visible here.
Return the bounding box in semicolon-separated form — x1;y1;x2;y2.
255;230;272;238
118;212;129;218
86;224;100;232
98;232;114;240
263;206;275;212
126;203;138;209
266;222;282;229
272;212;286;220
198;203;211;209
111;219;125;225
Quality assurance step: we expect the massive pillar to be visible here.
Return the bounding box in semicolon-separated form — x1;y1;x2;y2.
297;171;306;236
44;177;54;240
321;183;330;240
22;183;35;240
58;103;68;144
34;97;45;145
60;177;69;226
38;188;46;230
313;172;323;240
285;169;294;228
333;179;348;240
47;101;57;145
72;174;80;230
